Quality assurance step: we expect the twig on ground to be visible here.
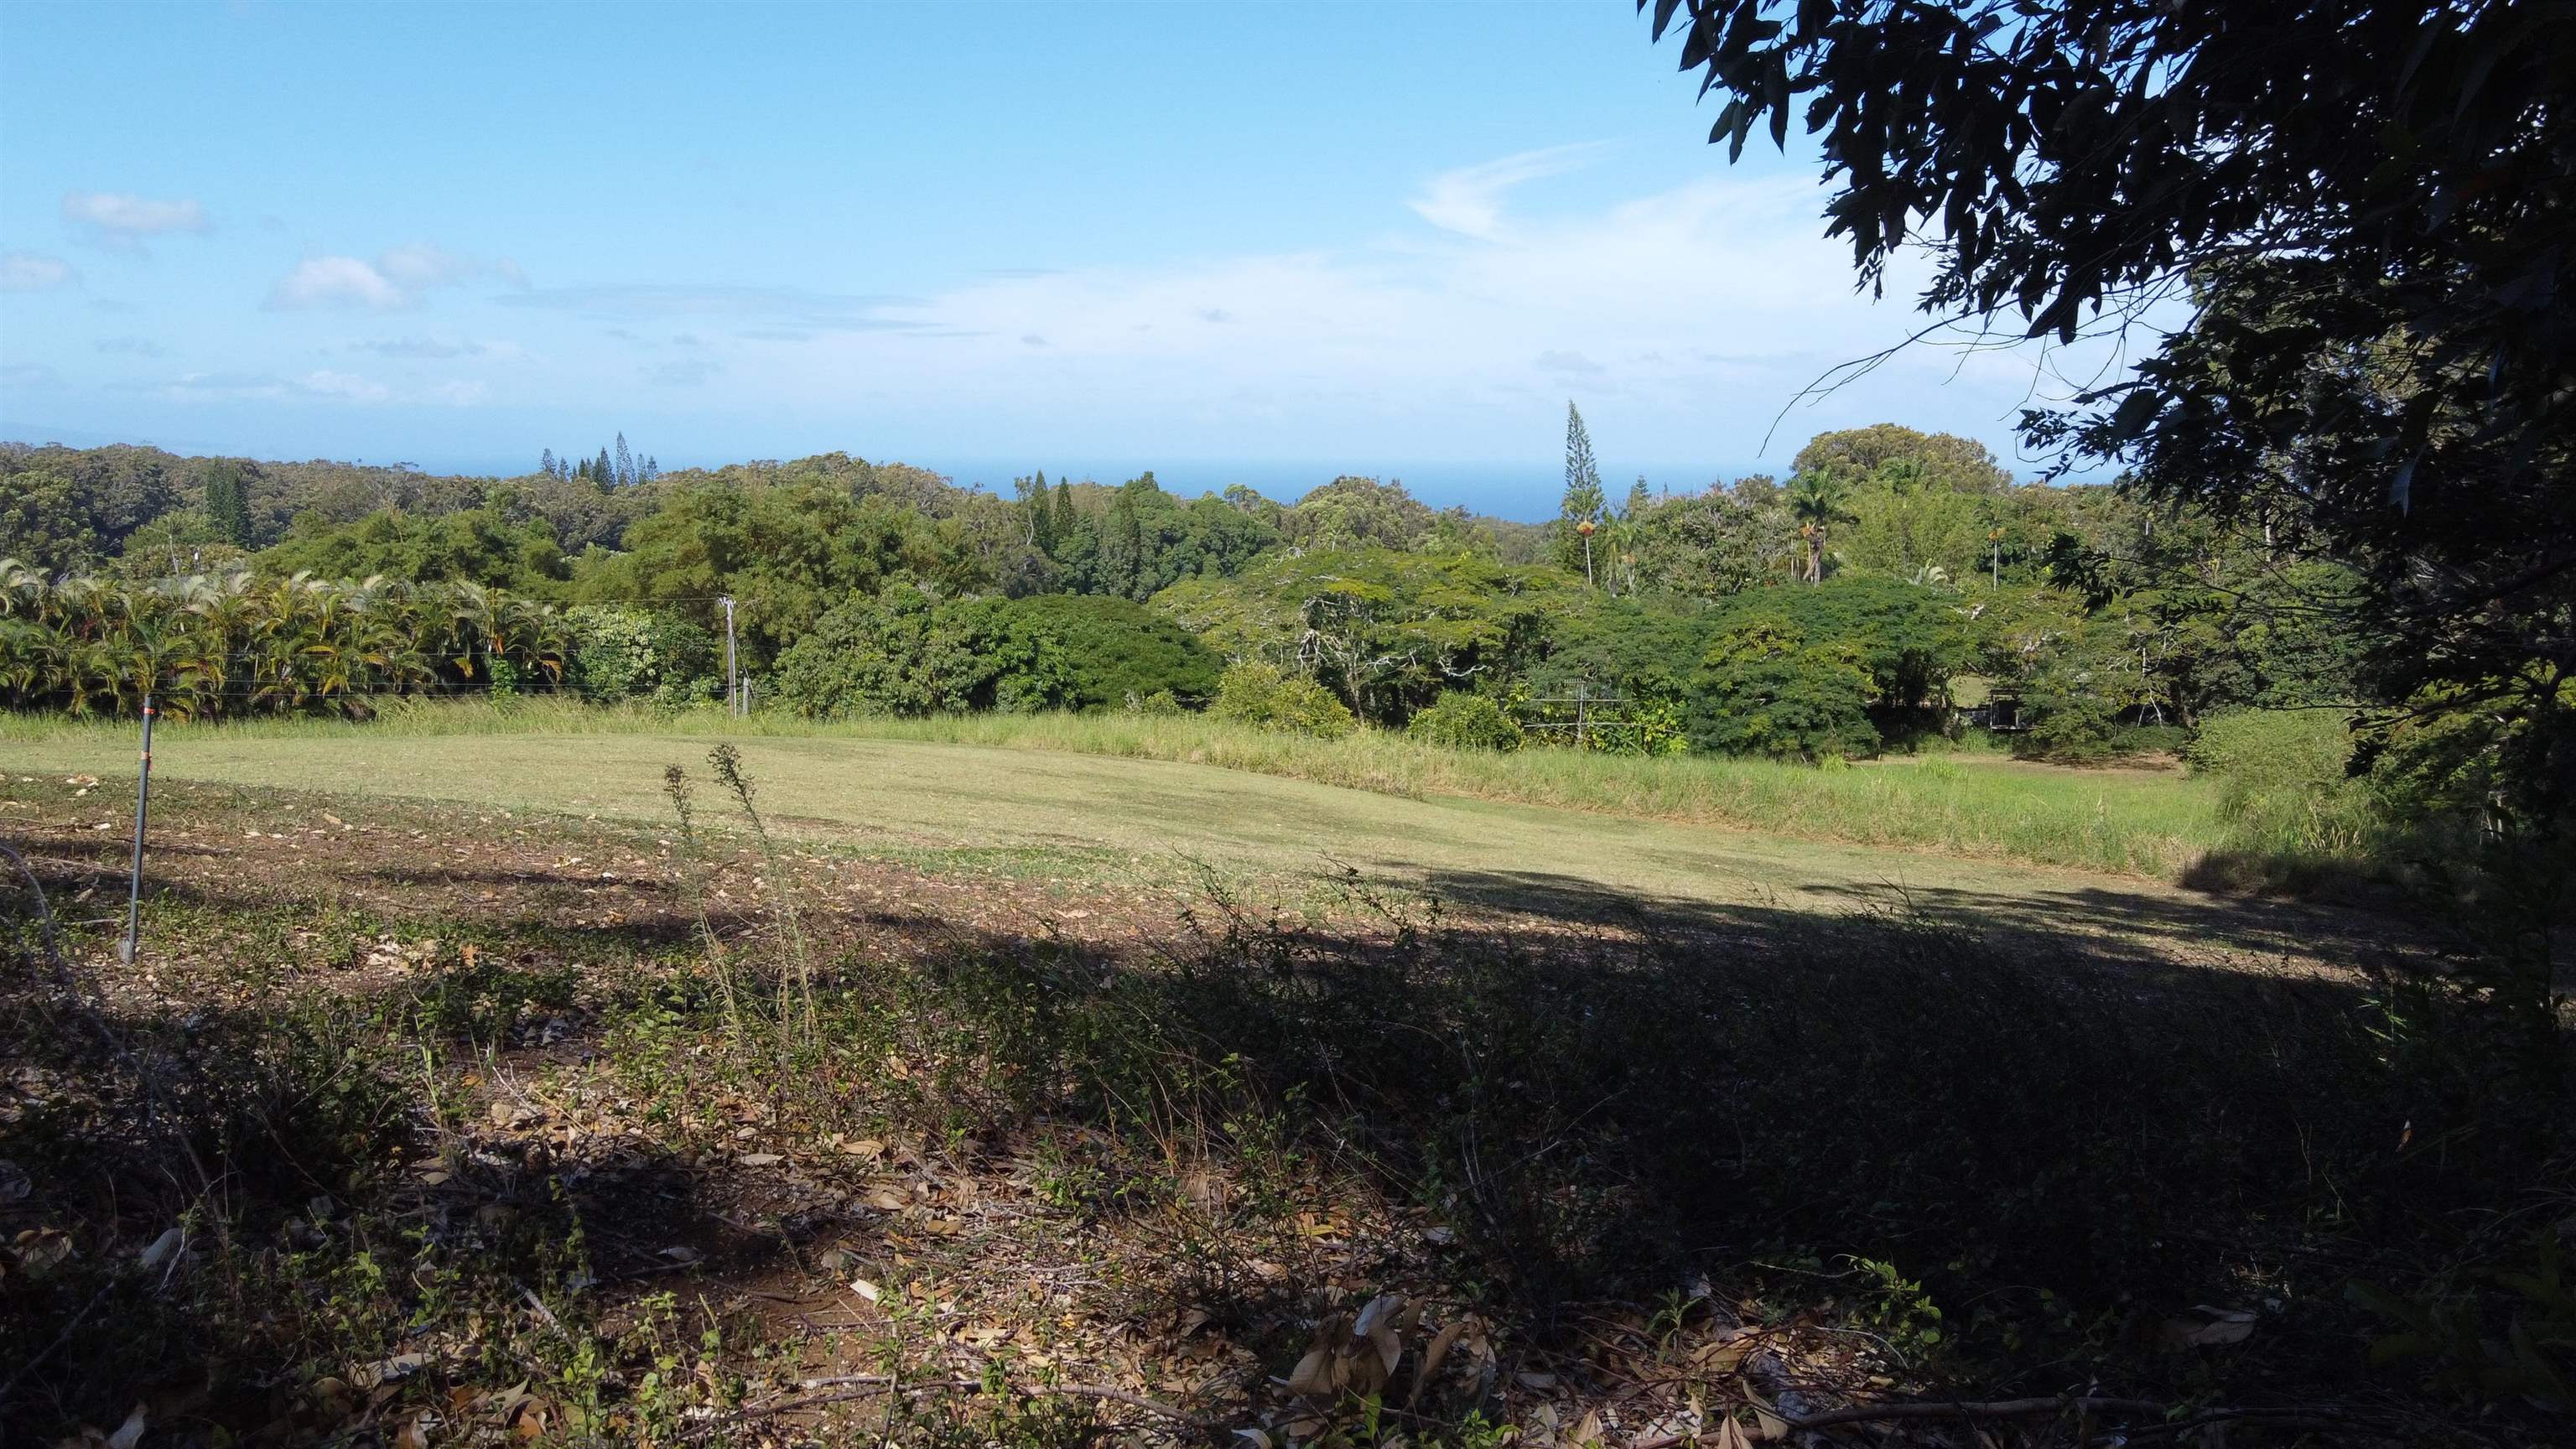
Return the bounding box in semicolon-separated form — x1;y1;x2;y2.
740;1373;1213;1430
1633;1394;2370;1448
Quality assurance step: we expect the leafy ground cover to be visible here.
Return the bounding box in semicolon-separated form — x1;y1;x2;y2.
2;745;2563;1447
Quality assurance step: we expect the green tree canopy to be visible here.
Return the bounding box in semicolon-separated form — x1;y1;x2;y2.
1157;548;1581;724
1644;0;2576;822
1287;475;1436;553
771;584;1073;718
260;501;571;597
997;593;1222;711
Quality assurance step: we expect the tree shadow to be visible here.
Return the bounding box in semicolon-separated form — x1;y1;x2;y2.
7;813;2542;1441
1405;860;2443;979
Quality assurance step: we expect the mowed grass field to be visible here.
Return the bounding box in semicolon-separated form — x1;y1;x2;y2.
3;704;2366;959
6;699;2221;870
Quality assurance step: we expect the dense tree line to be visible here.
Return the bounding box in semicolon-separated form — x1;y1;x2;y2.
1;422;2368;767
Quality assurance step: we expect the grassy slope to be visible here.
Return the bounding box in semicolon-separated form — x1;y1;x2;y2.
4;700;2220;880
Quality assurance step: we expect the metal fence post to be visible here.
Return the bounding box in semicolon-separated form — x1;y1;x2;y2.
722;595;738;719
118;692;156;965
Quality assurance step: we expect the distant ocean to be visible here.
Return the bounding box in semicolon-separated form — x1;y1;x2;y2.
925;457;1779;526
0;426;1861;525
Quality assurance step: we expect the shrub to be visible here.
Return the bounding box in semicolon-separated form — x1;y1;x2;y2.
1686;616;1880;761
2018;688;2121;762
1208;661;1358;739
2186;709;2386;859
2110;722;2190;758
998;594;1220;711
1407;692;1524;751
565;605;721;707
1714;574;1968;711
1126;688;1186;715
771;586;1075;718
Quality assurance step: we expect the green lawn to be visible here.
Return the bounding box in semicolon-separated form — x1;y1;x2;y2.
8;699;2222;875
5;706;2373;962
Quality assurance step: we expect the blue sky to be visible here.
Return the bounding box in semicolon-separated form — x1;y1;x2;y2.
0;1;2102;517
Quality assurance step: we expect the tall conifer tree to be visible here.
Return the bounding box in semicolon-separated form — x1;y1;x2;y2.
1028;470;1056;553
204;461;252;547
1559;402;1605;582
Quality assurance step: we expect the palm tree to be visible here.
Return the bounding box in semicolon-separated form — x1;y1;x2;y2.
1785;470;1856;584
178;570;257;711
0;558;46;619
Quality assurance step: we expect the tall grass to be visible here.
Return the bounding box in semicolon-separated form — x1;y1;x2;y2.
864;710;2224;878
5;698;2231;880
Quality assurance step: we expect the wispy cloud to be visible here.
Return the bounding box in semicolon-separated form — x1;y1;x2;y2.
160;367;482;407
96;335;163;358
301;369;393;403
268;257;408;310
63;191;210;251
267;244;526;310
2;252;79;292
376;242;527;290
159;371;292;401
498;283;921;331
647;357;723;387
353;337;475;359
1406;143;1606;240
699;158;2054;464
349;336;524;361
1;362;64;389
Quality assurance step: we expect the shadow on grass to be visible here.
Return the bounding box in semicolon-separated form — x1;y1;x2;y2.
3;818;2560;1442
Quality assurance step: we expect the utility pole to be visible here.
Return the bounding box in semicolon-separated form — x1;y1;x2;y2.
721;596;738;719
118;693;156;965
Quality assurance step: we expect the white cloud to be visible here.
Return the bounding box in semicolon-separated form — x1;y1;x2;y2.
269;257;408;310
796;171;1883;392
351;336;524;361
1;362;64;389
160;367;477;408
164;371;292;401
268;244;526;310
354;336;478;359
678;153;2114;468
3;252;78;292
301;369;393;403
1406;143;1606;240
498;283;914;329
377;242;525;290
63;191;210;242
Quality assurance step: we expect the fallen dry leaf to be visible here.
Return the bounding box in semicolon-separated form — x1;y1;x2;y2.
2161;1305;2257;1348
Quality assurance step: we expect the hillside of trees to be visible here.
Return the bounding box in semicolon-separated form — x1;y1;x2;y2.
0;413;2369;768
